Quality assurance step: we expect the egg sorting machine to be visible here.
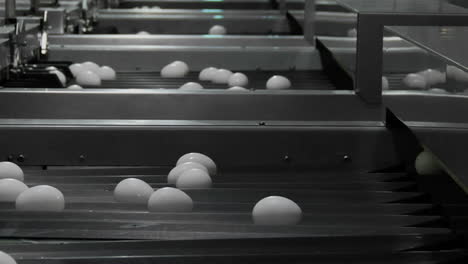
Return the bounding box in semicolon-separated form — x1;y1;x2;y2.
0;0;468;263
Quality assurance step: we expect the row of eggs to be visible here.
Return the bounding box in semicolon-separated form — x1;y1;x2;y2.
0;154;303;226
162;61;292;90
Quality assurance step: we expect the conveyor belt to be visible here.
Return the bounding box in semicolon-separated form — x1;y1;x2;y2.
86;70;335;90
0;166;467;263
0;166;462;240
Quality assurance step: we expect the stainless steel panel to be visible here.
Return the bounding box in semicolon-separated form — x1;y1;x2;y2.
0;122;395;169
47;45;320;70
0;91;382;120
384;92;468;124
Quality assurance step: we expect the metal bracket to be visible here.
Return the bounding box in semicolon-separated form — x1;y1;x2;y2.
335;0;468;105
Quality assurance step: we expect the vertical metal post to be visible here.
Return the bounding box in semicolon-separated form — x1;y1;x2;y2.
5;0;17;24
355;14;383;105
279;0;287;15
303;0;315;45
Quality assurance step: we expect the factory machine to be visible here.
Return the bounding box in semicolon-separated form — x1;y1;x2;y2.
0;0;467;263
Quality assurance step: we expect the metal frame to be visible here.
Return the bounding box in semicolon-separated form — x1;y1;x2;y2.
335;0;468;105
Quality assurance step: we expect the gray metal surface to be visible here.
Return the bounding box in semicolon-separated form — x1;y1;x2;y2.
92;10;356;36
318;36;445;73
387;26;468;71
0;120;392;169
0;91;381;120
116;0;307;9
384;92;468;124
335;0;468;104
48;45;319;71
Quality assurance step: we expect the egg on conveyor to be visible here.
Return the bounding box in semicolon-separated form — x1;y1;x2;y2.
147;187;193;212
114;178;154;204
176;152;217;175
45;66;58;71
69;63;85;77
176;168;213;189
49;70;67;86
179;82;204;90
0;179;28;202
415;151;443;176
228;86;249;91
0;251;17;264
252;196;302;225
429;88;448;94
266;75;291;90
137;31;150;35
208;25;227;35
403;73;427;89
167;161;209;184
96;66;117;80
76;70;102;87
16;185;65;212
382;76;389;90
0;162;24;181
199;67;218;81
212;69;233;84
228;72;249;87
81;61;100;72
418;69;446;86
161;61;190;78
67;84;83;89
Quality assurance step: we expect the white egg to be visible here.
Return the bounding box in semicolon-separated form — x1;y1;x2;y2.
168;162;208;184
0;251;17;264
161;61;189;78
137;31;150;35
228;72;249;87
67;84;83;89
403;73;427;89
212;69;233;84
96;66;117;80
46;66;58;71
347;28;357;37
252;196;302;225
228;86;249;91
418;69;446;86
0;162;24;181
147;187;193;212
176;168;212;189
266;75;291;90
114;178;154;204
16;185;65;212
382;76;389;90
415;151;443;176
179;82;204;90
447;65;468;83
81;61;100;72
49;70;66;86
76;70;102;86
69;63;85;77
429;88;448;94
0;179;28;202
176;152;217;175
199;67;218;81
208;25;227;35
